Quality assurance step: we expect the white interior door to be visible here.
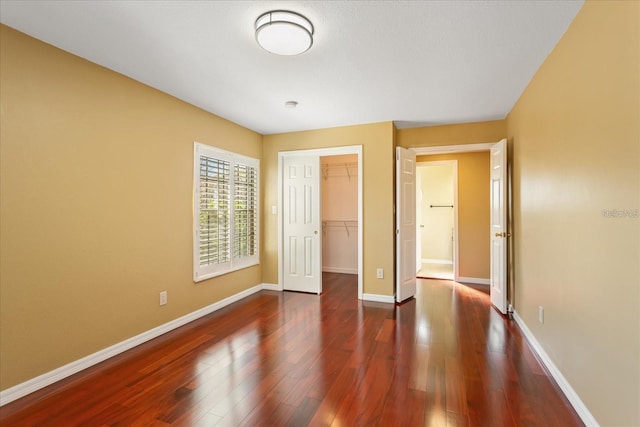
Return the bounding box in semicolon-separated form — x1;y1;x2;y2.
283;155;321;294
490;139;508;313
396;147;417;303
416;169;422;273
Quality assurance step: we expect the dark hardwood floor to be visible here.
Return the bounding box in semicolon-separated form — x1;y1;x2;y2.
0;273;583;426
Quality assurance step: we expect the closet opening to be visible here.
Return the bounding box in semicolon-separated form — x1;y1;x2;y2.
321;154;359;282
278;145;363;299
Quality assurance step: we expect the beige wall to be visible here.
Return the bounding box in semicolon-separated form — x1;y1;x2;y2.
397;120;506;148
263;123;395;296
507;2;639;425
417;153;490;279
0;26;263;390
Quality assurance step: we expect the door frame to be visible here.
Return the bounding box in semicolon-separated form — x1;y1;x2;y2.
416;160;459;281
412;141;510;310
278;145;363;299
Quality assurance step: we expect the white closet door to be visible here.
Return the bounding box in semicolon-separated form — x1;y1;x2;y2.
283;155;321;294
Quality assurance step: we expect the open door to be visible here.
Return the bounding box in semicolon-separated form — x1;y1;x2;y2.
490;139;508;313
416;169;422;273
283;155;321;294
396;147;417;303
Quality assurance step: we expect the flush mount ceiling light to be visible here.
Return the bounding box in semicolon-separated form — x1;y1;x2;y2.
255;10;314;55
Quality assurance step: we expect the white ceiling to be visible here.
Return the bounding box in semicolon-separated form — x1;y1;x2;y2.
0;0;583;135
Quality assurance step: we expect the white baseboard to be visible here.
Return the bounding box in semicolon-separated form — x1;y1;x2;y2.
457;276;490;285
322;266;358;275
422;259;453;265
361;293;395;304
260;283;281;291
512;311;599;427
0;283;276;407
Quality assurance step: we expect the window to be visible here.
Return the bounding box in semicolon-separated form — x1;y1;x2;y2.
194;143;259;282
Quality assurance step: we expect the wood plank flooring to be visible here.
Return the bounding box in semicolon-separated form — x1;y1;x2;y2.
417;262;454;280
0;273;584;426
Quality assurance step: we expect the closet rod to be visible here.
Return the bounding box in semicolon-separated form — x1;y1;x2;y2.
321;162;358;180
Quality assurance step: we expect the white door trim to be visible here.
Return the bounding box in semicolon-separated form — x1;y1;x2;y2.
413;143;495;155
412;141;509;309
416;160;459;281
278;146;363;299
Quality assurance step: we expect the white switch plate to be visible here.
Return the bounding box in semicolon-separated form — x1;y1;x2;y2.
376;268;384;279
538;306;544;323
160;291;167;306
271;205;277;215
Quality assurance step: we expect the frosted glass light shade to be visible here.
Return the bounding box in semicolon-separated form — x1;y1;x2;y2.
255;10;314;56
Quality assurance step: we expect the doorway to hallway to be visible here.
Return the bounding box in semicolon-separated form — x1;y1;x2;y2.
416;160;457;281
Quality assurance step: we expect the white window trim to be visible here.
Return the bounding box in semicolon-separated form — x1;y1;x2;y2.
193;142;259;282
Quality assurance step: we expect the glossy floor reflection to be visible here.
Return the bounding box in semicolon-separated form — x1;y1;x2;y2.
1;273;583;426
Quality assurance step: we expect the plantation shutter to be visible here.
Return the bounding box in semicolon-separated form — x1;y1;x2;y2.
199;155;230;267
194;143;259;282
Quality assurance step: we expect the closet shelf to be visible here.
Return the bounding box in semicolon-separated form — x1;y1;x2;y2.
322;162;358;180
322;220;358;237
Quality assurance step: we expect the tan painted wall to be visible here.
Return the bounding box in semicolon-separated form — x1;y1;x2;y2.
506;2;639;425
0;26;263;390
397;120;506;148
263;123;395;296
417;153;490;279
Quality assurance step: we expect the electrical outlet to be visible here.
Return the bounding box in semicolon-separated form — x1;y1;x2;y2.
538;306;544;323
376;268;384;279
160;291;167;306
